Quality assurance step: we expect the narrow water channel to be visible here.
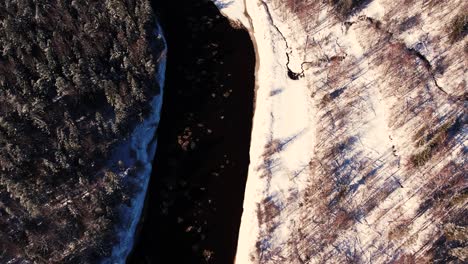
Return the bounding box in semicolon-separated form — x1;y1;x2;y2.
127;0;255;263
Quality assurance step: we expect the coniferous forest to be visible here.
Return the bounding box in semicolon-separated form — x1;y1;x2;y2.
0;1;164;262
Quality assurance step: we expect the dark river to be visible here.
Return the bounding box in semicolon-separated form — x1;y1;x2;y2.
127;0;255;263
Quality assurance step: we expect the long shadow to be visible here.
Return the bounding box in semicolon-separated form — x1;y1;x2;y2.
127;0;255;263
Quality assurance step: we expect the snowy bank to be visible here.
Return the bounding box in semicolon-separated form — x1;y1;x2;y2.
215;0;467;263
213;1;315;263
103;24;167;264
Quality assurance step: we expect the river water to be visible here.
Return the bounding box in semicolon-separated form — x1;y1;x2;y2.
127;0;255;263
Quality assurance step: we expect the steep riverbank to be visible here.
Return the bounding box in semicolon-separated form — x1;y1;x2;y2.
106;25;167;263
128;0;255;263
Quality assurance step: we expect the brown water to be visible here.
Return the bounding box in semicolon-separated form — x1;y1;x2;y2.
127;0;255;263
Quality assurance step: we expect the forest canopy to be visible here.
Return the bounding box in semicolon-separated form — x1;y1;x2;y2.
0;0;164;262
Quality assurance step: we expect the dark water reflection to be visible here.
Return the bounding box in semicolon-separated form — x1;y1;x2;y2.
127;0;255;263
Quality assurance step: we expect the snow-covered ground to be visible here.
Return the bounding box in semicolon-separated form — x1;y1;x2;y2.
214;0;467;263
104;24;167;264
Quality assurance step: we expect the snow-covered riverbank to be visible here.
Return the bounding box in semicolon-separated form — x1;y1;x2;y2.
104;24;167;264
213;1;315;263
214;0;466;263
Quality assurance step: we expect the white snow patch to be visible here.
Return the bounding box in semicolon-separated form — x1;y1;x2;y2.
341;26;365;59
363;0;385;20
212;0;250;29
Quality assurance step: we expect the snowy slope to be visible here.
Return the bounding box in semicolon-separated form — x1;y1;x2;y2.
104;25;167;264
214;0;467;263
